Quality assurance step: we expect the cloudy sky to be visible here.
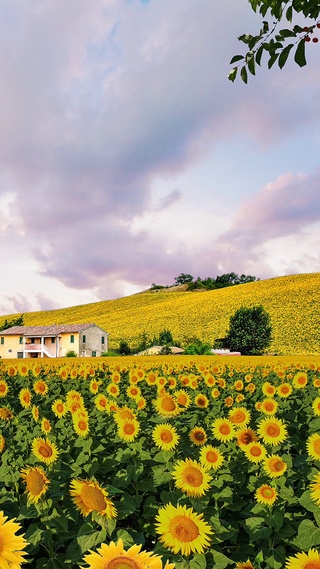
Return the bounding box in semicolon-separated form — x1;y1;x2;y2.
1;0;320;315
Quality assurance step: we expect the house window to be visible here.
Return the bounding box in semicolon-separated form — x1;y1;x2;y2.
17;352;23;359
101;336;105;345
51;337;55;343
70;335;74;343
0;337;4;345
92;351;96;357
82;335;86;344
19;336;23;344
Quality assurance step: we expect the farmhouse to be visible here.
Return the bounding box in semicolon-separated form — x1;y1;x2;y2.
0;323;108;359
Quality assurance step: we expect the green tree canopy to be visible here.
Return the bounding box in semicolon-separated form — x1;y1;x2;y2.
229;0;320;82
223;305;272;355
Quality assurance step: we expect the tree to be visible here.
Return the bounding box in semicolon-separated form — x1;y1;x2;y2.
0;314;24;331
174;273;194;285
229;0;320;83
158;329;174;345
119;340;131;355
223;305;272;355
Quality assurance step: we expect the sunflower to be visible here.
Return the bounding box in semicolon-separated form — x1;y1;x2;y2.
137;397;146;410
212;418;236;443
0;380;8;398
255;484;277;506
126;385;141;400
173;390;192;408
152;424;180;451
262;382;276;397
0;511;28;567
41;417;52;435
89;379;102;394
211;388;220;398
0;435;5;453
82;537;175;569
236;394;245;403
189;427;207;446
243;442;267;463
314;378;320;388
32;437;59;466
204;374;215;387
117;418;140;442
307;433;320;460
277;383;292;398
107;383;120;398
263;455;287;478
73;413;90;438
245;382;256;394
194;394;209;409
228;407;251;426
260;398;279;415
236;562;254;569
234;380;244;391
172;458;212;498
225;396;234;407
312;397;320;417
114;406;137;424
32;405;39;422
33;380;48;396
18;388;32;409
51;399;67;418
310;472;320;506
0;407;13;421
20;466;50;504
199;445;224;470
155;502;213;556
293;371;308;389
17;363;29;377
257;417;287;446
154;394;181;417
95;394;109;412
70;478;117;519
236;428;258;448
285;548;320;569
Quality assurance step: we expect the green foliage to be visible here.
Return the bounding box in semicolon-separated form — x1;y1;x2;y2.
174;273;194;285
184;339;212;355
0;314;24;331
158;329;174;346
118;340;131;355
229;0;320;82
223;304;272;355
66;350;77;357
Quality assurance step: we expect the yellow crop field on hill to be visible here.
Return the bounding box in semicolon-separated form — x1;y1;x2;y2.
1;273;320;354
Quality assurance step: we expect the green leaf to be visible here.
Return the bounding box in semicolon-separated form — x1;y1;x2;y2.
77;529;107;554
189;554;206;569
211;551;233;569
286;6;293;21
265;546;286;569
255;45;264;66
278;44;294;69
45;560;65;569
240;66;248;84
230;55;244;64
247;55;256;76
268;53;279;69
243;517;272;541
297;519;320;549
294;39;307;67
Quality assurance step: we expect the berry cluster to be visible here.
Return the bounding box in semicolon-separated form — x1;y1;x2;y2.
304;22;320;42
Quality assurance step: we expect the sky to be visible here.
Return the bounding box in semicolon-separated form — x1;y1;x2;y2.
1;0;320;315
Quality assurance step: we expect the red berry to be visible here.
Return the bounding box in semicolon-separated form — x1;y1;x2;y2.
313;37;319;42
303;26;309;31
317;23;320;28
305;35;311;42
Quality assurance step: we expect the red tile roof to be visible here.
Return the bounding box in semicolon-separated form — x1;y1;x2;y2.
0;323;102;336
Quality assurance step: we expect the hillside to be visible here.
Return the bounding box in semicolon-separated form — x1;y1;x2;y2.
1;273;320;355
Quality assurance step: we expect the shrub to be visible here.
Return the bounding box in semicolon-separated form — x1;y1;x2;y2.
223;305;272;355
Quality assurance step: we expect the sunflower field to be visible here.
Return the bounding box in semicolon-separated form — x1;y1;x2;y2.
1;355;320;569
